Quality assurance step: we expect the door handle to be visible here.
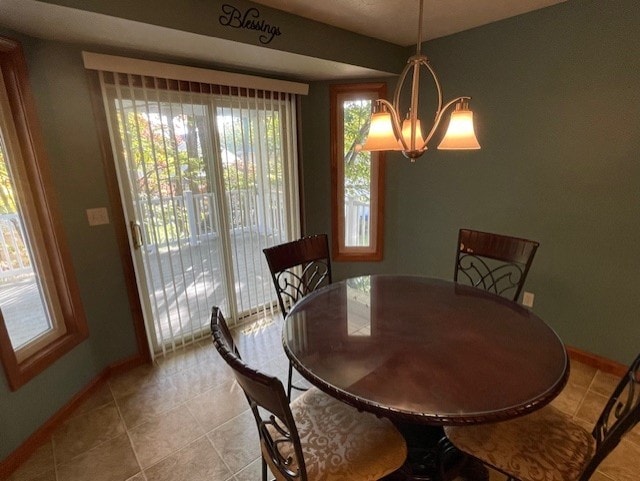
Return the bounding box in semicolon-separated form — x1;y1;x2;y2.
130;221;144;249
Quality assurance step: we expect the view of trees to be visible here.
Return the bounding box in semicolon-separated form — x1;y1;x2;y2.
342;99;372;203
0;139;17;215
116;101;286;245
0;134;31;272
118;105;282;200
118;110;208;198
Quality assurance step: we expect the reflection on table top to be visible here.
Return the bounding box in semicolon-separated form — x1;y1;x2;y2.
283;275;568;425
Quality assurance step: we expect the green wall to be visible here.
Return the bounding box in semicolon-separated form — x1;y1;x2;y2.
302;0;640;364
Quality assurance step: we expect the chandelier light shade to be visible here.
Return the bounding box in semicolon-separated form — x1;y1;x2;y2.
402;117;426;150
438;102;481;150
361;0;481;161
363;110;400;151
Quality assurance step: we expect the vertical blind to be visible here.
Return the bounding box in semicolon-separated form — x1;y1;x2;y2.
97;67;301;356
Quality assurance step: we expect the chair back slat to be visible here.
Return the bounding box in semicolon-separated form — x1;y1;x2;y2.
210;306;238;356
263;234;332;316
454;228;539;302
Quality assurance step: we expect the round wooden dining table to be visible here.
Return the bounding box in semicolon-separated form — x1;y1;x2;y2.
282;275;569;480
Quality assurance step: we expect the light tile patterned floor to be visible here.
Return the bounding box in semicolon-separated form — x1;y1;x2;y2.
7;316;640;481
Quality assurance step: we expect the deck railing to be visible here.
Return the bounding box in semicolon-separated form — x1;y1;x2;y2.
138;188;286;249
344;198;370;247
0;195;371;268
0;213;32;281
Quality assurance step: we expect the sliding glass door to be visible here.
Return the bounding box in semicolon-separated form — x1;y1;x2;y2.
99;73;300;355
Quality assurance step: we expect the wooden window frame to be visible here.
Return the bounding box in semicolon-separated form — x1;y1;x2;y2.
330;83;385;262
0;37;88;391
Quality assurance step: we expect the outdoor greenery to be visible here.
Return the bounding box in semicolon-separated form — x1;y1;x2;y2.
0;138;17;215
118;107;282;198
0;133;31;272
342;99;372;203
117;102;286;246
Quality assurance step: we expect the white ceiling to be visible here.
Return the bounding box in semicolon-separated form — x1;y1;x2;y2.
0;0;567;80
251;0;567;46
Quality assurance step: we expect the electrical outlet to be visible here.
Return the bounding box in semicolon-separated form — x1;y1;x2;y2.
86;207;109;226
522;291;535;308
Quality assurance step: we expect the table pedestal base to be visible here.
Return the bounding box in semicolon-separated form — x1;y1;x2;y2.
382;423;489;481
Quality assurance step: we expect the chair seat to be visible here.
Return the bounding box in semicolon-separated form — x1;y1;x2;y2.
265;387;407;481
445;405;595;481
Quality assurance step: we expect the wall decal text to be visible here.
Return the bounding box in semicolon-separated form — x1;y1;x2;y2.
219;4;282;45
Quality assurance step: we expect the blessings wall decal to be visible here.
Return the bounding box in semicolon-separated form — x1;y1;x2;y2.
219;4;282;45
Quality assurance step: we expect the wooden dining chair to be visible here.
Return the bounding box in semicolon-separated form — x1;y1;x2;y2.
454;228;539;302
445;352;640;481
211;314;407;481
263;234;332;399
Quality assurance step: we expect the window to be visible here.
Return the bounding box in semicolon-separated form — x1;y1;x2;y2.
0;38;88;390
330;83;385;261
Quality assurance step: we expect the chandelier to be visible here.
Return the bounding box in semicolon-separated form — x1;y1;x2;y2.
362;0;480;160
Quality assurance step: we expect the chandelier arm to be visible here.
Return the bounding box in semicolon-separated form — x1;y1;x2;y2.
392;57;427;151
425;61;443;125
417;59;444;149
392;60;415;114
422;95;472;147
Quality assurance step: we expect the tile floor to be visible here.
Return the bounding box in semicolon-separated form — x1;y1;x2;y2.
6;316;640;481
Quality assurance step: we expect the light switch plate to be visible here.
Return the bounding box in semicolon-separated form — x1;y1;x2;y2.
86;207;109;226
